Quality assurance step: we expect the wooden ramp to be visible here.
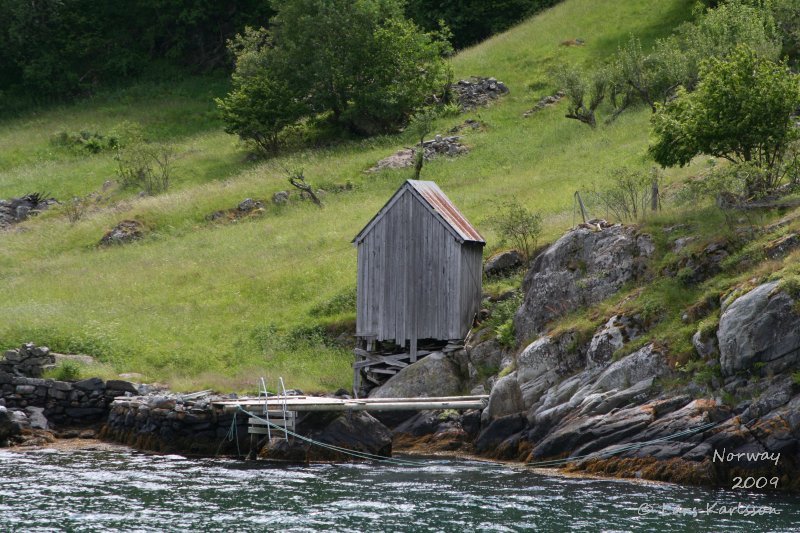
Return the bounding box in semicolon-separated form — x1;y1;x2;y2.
214;395;488;440
214;395;488;413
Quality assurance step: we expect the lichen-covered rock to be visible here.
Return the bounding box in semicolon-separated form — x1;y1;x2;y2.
99;220;144;245
369;352;463;399
586;315;642;368
484;249;523;276
514;225;653;342
718;281;800;376
482;372;524;423
589;344;668;393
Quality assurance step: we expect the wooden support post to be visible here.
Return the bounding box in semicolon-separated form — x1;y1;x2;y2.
410;336;417;363
652;178;660;212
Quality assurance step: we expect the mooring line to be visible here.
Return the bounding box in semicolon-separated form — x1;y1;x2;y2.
236;407;719;470
237;406;425;466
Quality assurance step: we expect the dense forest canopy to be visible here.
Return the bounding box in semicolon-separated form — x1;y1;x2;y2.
0;0;554;101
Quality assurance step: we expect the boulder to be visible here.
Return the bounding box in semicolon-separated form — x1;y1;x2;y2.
25;406;49;430
466;338;504;383
517;334;583;384
259;411;392;462
586;315;642;368
718;281;800;376
484;250;523;276
105;380;139;395
0;406;22;445
692;330;718;359
272;191;290;205
482;372;524;423
237;198;262;211
369;352;463;399
99;220;144;245
74;377;105;391
589;344;668;393
514;225;653;342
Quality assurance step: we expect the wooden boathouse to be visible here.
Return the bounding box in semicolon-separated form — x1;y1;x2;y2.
352;180;485;393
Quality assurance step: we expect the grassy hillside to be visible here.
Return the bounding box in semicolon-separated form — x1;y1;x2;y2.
0;0;697;392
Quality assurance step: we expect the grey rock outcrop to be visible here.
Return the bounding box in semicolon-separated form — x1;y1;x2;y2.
99;220;144;245
589;344;668;393
369;352;464;398
718;281;800;376
586;315;642;368
484;249;523;276
0;194;57;229
514;225;653;342
451;77;509;110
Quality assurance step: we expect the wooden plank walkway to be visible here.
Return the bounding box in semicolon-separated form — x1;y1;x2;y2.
213;395;489;414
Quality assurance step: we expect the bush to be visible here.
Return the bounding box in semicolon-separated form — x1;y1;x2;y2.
116;142;176;195
495;320;516;349
584;167;661;222
573;0;782;124
485;201;543;260
650;46;800;196
51;130;119;154
217;0;452;149
51;361;81;381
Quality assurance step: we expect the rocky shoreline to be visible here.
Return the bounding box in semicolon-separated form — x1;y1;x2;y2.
3;222;800;491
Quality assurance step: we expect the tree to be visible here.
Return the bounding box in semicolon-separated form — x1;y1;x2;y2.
650;46;800;195
407;107;437;179
215;28;307;153
259;0;451;136
557;64;607;128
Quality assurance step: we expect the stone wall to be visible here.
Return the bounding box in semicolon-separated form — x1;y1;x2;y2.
101;396;250;455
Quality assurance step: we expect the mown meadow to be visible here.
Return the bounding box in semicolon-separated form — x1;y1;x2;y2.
0;0;699;391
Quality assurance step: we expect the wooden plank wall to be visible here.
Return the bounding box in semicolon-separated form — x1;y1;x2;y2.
356;188;483;344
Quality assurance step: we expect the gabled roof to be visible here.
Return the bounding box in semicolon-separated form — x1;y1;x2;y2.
352;180;485;245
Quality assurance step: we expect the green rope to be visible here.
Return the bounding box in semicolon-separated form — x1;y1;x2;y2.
238;406;424;466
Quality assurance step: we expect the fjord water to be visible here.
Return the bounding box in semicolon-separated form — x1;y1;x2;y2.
1;448;798;532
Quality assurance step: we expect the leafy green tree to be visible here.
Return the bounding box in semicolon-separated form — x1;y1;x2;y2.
650;46;800;195
215;28;307;153
217;0;451;146
266;0;451;135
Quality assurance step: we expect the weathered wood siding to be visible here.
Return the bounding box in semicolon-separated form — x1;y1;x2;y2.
356;188;483;343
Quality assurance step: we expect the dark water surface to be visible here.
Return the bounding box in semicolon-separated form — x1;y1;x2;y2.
1;447;798;532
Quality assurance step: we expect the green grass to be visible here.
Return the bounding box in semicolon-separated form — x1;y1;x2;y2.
0;0;699;393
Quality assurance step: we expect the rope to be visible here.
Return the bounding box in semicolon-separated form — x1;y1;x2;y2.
238;406;424;466
228;411;242;458
525;421;719;468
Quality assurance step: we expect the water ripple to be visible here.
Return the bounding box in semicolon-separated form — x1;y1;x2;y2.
0;449;798;531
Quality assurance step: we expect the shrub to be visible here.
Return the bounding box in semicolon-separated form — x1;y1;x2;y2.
485;201;543;260
51;130;119;154
584;167;661;222
495;320;516;349
116;142;176;195
650;46;800;196
793;371;800;386
51;361;81;381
